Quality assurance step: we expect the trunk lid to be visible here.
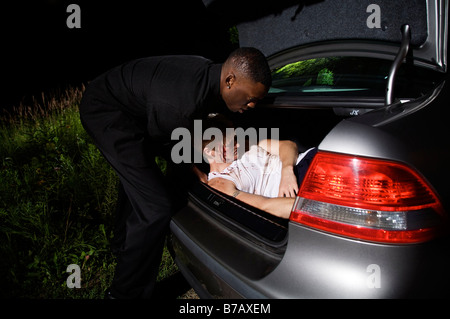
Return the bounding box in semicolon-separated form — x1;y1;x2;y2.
204;0;447;72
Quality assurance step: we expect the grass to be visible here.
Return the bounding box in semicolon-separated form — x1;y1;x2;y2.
0;86;179;298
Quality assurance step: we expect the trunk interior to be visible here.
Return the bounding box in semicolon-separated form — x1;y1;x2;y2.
188;104;353;250
231;104;349;151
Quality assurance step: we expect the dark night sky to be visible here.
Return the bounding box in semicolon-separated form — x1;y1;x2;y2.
1;0;235;110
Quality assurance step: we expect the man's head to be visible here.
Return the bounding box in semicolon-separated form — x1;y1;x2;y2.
220;47;272;113
202;113;238;164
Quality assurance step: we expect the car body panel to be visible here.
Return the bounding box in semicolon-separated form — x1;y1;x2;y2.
249;223;450;299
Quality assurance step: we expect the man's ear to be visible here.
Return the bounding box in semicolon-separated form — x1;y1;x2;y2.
225;73;236;89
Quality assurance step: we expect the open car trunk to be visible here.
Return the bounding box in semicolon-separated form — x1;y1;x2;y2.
182;0;447;253
172;67;443;282
179;105;344;246
170;103;366;296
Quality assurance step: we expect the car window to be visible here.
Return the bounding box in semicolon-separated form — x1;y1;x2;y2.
270;57;442;99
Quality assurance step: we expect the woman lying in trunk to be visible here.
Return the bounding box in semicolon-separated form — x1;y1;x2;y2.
201;114;316;219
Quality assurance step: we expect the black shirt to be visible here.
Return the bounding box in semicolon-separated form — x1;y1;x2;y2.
82;55;225;144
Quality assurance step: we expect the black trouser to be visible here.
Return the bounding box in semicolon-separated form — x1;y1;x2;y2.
79;97;174;299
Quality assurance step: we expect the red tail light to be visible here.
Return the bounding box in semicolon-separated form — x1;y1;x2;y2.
291;151;446;243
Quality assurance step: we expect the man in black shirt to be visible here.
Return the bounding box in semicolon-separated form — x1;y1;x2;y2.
79;47;271;299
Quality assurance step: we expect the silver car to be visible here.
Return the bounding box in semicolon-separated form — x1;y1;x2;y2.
169;0;449;298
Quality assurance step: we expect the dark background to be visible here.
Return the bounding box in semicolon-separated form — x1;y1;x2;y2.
1;0;236;112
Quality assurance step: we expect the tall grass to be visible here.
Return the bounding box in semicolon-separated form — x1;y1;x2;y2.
0;86;178;298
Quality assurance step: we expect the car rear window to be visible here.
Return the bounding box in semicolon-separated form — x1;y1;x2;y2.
270;56;443;99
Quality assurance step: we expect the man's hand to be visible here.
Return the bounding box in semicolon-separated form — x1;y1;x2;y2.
278;166;298;197
191;165;208;184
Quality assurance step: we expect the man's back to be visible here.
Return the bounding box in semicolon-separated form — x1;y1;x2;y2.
81;55;223;142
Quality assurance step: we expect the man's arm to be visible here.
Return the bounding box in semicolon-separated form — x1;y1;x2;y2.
258;139;299;197
191;164;208;183
208;177;294;219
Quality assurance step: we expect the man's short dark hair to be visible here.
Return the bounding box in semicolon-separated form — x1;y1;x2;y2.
226;47;272;88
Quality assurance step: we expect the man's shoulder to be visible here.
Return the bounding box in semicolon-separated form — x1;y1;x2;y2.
143;55;213;66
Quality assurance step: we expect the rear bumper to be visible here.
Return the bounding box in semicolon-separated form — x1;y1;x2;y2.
170;219;265;298
170;199;450;299
169;199;283;298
